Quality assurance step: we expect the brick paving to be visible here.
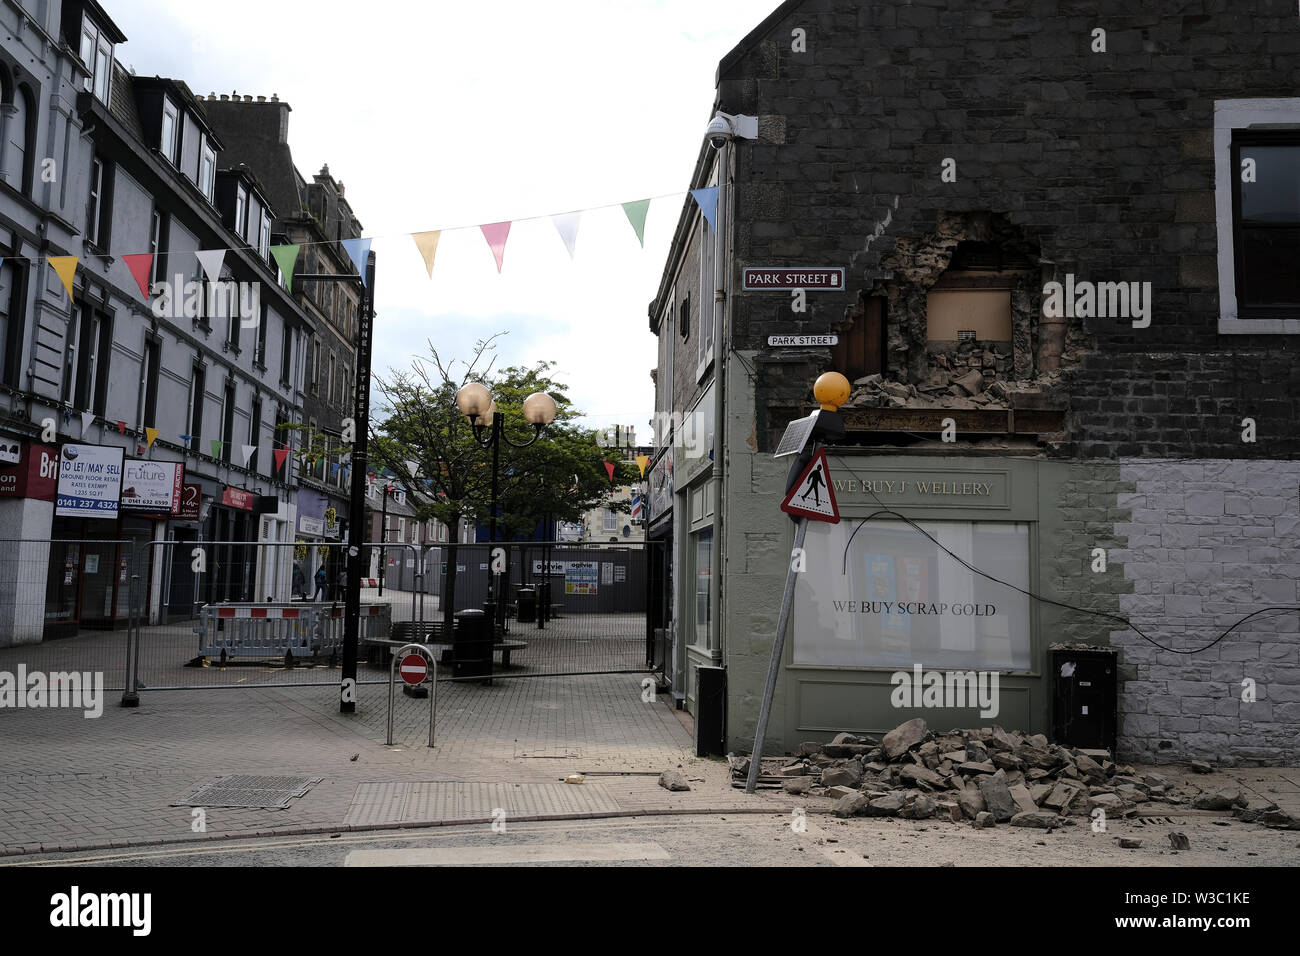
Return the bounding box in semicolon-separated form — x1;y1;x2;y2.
0;674;770;855
3;671;1296;856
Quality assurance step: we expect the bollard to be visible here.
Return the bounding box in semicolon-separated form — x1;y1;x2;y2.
120;574;141;708
386;642;437;748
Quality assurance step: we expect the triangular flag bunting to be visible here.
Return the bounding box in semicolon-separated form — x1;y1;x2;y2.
270;244;301;291
273;447;289;474
604;460;616;483
479;222;511;273
122;254;154;300
179;434;193;445
145;427;160;450
621;200;650;247
49;257;79;300
117;421;127;435
80;411;95;433
340;238;372;284
552;213;581;258
210;439;223;458
240;444;256;468
331;462;340;477
412;231;441;277
691;186;719;232
195;249;226;283
635;454;649;478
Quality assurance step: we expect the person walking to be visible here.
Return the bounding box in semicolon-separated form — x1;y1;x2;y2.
313;564;327;601
292;564;306;600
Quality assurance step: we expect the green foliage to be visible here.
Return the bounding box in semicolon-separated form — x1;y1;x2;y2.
369;335;629;539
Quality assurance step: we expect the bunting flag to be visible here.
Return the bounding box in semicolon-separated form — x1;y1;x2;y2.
273;447;289;474
552;213;581;258
412;231;441;277
122;254;154;300
340;238;372;284
691;186;719;232
195;249;226;283
479;222;511;273
209;439;223;458
270;244;301;291
179;434;193;445
117;421;127;435
145;427;160;450
80;411;95;433
240;444;256;468
63;410;71;425
49;257;79;300
621;200;650;247
604;460;616;484
635;454;649;478
331;462;340;477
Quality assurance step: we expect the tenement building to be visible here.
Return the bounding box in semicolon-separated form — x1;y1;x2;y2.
648;0;1300;765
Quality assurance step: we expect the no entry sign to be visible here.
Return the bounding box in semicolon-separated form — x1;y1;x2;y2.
399;654;428;685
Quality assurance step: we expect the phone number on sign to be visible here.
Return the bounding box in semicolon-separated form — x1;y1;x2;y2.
58;497;118;511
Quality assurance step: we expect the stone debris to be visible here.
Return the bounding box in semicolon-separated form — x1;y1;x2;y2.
735;719;1288;834
1168;832;1191;850
839;368;1048;411
1116;838;1143;849
658;769;691;792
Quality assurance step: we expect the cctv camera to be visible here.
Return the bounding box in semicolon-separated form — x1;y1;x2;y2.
705;115;733;149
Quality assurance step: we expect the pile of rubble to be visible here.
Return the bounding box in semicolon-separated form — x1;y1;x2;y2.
732;719;1299;831
839;371;1056;412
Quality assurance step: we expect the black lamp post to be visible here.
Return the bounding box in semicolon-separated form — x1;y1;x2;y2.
454;384;557;628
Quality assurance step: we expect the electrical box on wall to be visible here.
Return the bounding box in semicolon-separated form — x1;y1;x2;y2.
1049;648;1118;752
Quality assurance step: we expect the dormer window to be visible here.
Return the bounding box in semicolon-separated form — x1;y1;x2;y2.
160;98;178;166
259;210;271;260
79;16;114;104
235;187;247;240
199;140;216;202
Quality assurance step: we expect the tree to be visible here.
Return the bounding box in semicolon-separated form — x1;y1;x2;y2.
369;334;636;622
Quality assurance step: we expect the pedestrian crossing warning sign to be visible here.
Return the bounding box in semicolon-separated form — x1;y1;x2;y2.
780;448;839;523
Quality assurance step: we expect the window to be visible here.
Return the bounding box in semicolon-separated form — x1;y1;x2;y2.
87;158;103;245
148;211;162;285
72;305;112;416
679;292;690;341
221;380;235;463
160;99;178;166
259;211;271;260
280;325;292;386
696;167;717;378
1215;99;1300;333
0;261;24;386
198;140;216;202
791;520;1032;671
248;397;261;470
224;276;239;351
4;86;30;192
603;509;617;532
693;528;713;648
79;28;95;84
328;353;336;406
188;364;206;443
80;17;114;103
255;301;268;366
309;339;319;392
235;188;247;240
397;518;405;542
142;337;161;427
93;36;111;103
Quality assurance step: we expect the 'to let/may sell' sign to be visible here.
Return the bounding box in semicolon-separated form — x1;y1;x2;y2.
742;267;845;291
56;444;125;518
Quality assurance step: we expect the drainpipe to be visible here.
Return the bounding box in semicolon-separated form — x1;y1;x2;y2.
708;142;729;666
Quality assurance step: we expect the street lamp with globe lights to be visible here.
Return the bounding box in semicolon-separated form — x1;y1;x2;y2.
455;384;558;625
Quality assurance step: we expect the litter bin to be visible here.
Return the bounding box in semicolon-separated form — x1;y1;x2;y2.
538;581;551;623
453;608;493;683
517;587;537;623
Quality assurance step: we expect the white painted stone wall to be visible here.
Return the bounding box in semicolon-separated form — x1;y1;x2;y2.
1113;459;1300;765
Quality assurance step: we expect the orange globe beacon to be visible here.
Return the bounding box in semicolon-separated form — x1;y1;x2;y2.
813;371;851;411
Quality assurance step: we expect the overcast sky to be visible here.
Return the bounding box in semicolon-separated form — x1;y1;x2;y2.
106;0;780;443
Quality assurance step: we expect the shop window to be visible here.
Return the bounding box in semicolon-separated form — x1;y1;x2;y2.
692;528;713;649
791;519;1032;671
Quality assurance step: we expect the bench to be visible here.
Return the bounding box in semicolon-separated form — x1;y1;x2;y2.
364;635;529;668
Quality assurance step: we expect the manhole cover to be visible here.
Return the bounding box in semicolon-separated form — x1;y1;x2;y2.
172;774;323;810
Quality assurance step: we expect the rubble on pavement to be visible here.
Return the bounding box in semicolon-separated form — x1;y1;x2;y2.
732;719;1300;832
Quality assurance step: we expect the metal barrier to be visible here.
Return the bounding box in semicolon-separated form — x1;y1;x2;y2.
195;604;325;663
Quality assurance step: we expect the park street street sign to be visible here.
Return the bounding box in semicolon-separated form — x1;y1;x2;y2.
767;334;838;347
780;447;839;523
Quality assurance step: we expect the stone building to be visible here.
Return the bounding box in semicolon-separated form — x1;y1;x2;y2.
201;97;364;590
0;0;313;641
648;0;1299;765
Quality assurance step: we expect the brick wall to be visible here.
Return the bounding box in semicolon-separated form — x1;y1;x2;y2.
1112;459;1300;765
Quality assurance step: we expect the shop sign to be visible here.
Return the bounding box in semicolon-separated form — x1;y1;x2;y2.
120;461;184;515
178;484;202;521
0;443;59;501
55;444;125;519
221;487;254;511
